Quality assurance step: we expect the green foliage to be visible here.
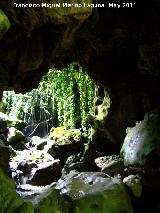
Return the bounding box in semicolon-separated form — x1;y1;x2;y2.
52;64;94;129
2;63;94;131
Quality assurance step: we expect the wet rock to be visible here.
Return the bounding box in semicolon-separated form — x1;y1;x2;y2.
55;171;134;213
95;155;124;176
62;162;84;177
28;136;47;150
28;160;62;186
0;112;27;131
17;161;38;177
48;140;84;165
36;188;71;213
0;144;10;174
123;175;142;198
120;108;160;166
16;182;56;205
8;127;28;150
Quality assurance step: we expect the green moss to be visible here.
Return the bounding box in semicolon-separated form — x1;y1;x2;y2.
0;171;34;213
35;189;71;213
0;9;10;40
16;202;34;213
49;126;81;142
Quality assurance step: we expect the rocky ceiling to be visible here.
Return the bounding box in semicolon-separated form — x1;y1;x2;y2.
0;0;160;143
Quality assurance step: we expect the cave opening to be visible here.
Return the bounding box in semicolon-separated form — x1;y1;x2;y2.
0;62;113;203
1;1;160;211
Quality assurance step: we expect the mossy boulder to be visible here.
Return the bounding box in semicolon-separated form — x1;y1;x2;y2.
35;188;71;213
8;127;27;150
0;171;34;213
55;171;133;213
0;9;10;40
49;127;81;144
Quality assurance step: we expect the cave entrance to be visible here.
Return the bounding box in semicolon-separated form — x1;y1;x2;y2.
0;63;98;195
0;63;112;203
2;63;95;137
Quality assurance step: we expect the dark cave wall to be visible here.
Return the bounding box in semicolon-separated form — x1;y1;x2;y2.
0;0;160;145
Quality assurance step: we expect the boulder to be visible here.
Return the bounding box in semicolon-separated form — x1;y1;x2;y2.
0;112;27;131
120;108;160;166
0;171;34;213
27;160;62;186
48;139;84;164
55;171;133;213
36;188;71;213
8;127;28;150
123;175;142;198
95;155;124;176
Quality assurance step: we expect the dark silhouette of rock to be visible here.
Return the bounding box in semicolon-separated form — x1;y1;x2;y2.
27;160;62;186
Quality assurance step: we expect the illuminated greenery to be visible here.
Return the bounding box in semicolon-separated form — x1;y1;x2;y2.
2;63;94;130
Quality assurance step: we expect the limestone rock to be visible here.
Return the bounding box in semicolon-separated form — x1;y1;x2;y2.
8;127;27;150
48;139;84;164
120;108;160;166
95;155;124;176
2;0;92;32
123;175;142;198
55;171;134;213
36;188;71;213
28;160;62;186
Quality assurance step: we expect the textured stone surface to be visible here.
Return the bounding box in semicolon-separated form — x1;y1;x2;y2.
120;108;160;166
27;160;62;186
55;171;133;213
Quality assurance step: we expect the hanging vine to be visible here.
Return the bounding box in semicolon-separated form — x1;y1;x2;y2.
2;63;95;130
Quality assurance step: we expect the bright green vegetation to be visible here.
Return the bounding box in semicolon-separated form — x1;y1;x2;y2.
2;64;94;130
0;171;34;213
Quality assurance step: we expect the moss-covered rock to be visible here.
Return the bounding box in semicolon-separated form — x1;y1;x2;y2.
35;189;71;213
55;171;133;213
49;127;81;144
16;202;34;213
0;9;10;40
0;171;34;213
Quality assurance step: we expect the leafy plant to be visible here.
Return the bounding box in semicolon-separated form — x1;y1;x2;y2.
2;63;95;132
